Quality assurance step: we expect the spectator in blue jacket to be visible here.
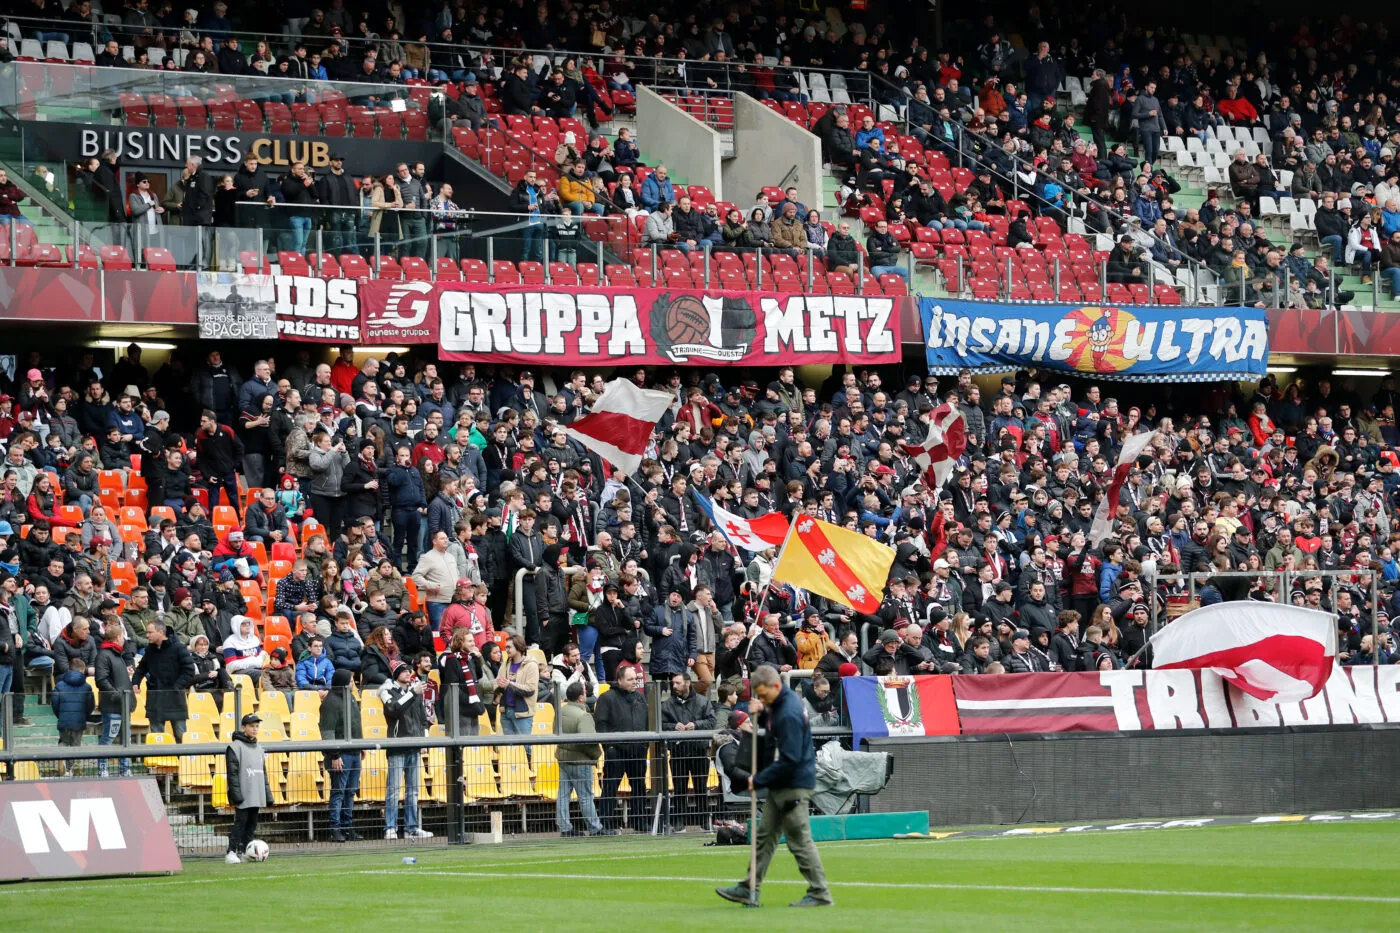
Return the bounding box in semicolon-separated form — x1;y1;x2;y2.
106;394;145;442
854;114;885;152
237;360;275;416
296;636;336;688
640;165;676;212
52;666;96;776
386;448;428;570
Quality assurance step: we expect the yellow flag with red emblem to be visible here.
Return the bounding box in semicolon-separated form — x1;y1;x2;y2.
772;516;896;614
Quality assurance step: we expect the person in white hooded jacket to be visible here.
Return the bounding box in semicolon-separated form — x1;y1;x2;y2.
221;617;267;676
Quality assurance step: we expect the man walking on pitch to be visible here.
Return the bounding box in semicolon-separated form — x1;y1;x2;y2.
716;664;832;908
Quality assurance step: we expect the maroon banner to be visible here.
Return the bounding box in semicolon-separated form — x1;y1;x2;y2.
951;667;1400;734
0;777;182;880
359;281;906;365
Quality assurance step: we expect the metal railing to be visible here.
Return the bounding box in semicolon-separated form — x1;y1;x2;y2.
0;682;849;851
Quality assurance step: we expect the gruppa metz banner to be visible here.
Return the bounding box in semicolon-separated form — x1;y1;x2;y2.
921;299;1269;382
361;282;906;365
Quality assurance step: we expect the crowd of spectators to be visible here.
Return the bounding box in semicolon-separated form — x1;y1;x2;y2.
3;342;1400;757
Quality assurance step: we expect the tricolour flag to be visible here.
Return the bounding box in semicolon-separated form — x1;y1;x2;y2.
772;515;895;614
565;378;676;475
1089;429;1157;544
1150;602;1337;703
845;675;960;748
901;401;967;489
691;490;788;553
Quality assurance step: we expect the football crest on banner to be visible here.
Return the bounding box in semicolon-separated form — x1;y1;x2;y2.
649;292;757;363
366;281;435;338
876;675;922;734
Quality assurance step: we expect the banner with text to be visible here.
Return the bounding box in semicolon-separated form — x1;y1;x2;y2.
951;666;1399;734
360;282;906;365
921;299;1269;383
196;273;278;339
0;778;182;881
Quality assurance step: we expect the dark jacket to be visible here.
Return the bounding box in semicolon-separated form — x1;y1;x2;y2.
342;457;382;520
381;680;429;738
132;628;197;722
752;685;816;790
747;630;797;671
180;168;216;226
95;640;134;716
325;630;363;671
55;625;98;674
594;684;649;736
51;668;96;731
360;645;394;687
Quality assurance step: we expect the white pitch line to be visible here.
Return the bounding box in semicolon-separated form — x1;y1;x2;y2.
352;869;1400;905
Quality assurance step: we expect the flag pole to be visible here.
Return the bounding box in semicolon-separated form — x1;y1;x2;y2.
747;712;758;908
750;511;799;626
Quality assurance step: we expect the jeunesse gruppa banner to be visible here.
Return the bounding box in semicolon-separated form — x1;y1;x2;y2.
920;298;1269;383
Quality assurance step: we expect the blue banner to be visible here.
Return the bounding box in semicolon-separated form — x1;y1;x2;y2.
920;299;1269;383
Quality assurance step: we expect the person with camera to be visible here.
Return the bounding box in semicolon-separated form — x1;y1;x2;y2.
379;660;434;840
307;429;350;538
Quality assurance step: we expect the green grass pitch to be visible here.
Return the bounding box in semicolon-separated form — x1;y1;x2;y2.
5;821;1397;931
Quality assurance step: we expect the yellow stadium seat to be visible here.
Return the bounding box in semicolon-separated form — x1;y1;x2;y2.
259;690;293;729
360;693;384;718
216;710;238;740
421;747;447;803
288;711;321;741
463;747;503;800
533;743;559;800
178;731;216;789
526;648;548;666
292;690;322;717
144;731;179;770
232;673;258;700
362;721;387;740
497;746;534;797
212;756;229;808
14;761;41;781
428;723;446;737
130;686;148;728
284;751;327;804
265;752;288;805
259;723;288;743
532;703;555;733
358;750;389;802
187;691;220;719
477;713;496;735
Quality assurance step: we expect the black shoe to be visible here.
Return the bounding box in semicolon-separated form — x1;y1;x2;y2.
559;829;582;837
345;829;363;841
716;884;755;905
14;718;32;726
588;828;619;837
329;830;347;843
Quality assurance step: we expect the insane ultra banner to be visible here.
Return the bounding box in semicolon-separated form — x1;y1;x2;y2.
921;299;1270;382
359;281;906;365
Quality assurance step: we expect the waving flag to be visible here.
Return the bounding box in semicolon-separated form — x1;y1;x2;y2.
1088;430;1156;544
564;378;676;475
692;490;788;553
902;401;967;489
772;515;895;613
1150;602;1337;703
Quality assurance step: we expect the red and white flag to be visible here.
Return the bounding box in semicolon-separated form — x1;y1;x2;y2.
902;402;967;489
1089;430;1156;543
692;490;788;553
1150;602;1337;703
565;378;676;475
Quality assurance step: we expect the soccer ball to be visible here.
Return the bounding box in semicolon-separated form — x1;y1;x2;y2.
245;840;270;862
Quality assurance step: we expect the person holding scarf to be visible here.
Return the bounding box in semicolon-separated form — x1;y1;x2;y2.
436;628;486;734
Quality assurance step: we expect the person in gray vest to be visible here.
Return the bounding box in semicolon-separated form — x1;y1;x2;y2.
224;713;271;864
